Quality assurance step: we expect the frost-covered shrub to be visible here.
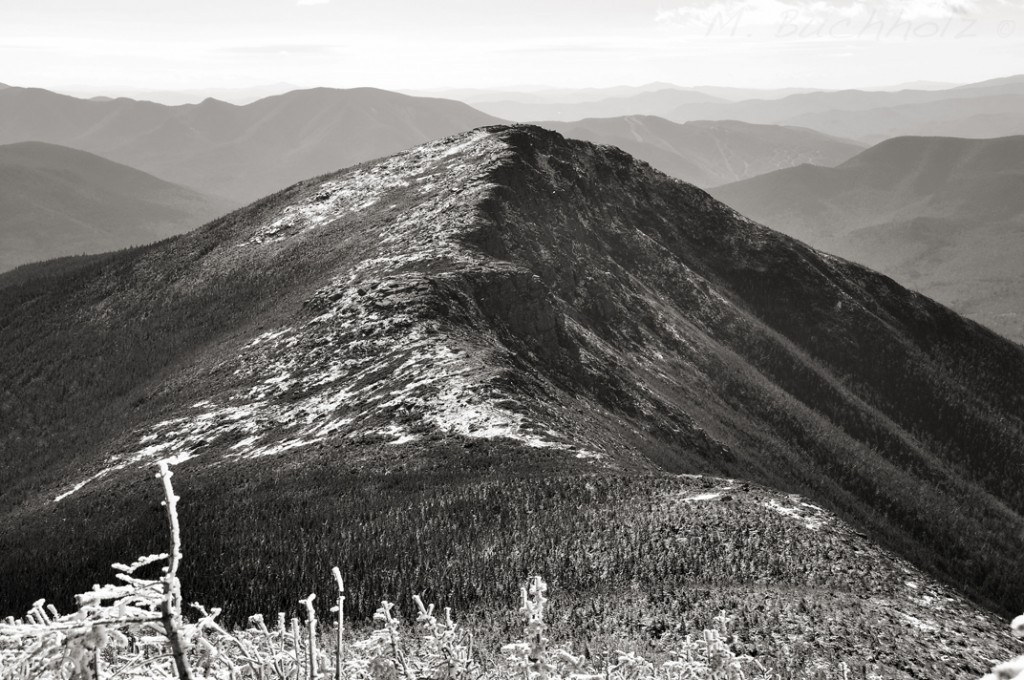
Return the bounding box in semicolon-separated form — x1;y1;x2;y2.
0;465;853;680
981;614;1024;680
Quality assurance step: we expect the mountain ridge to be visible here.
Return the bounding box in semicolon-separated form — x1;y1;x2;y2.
2;125;1024;677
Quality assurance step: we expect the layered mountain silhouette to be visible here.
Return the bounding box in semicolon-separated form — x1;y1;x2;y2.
2;126;1023;677
0;86;502;202
467;88;726;121
666;77;1024;141
0;141;233;273
453;84;851;121
784;94;1024;143
712;135;1024;343
541;116;864;187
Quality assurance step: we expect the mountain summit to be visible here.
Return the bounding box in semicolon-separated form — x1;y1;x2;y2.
3;126;1024;676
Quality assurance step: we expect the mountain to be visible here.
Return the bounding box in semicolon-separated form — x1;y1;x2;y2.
0;141;233;272
409;83;696;104
58;82;301;106
469;88;726;121
955;74;1024;90
0;86;503;202
711;135;1024;343
866;81;960;91
540;116;865;187
668;87;986;125
784;94;1024;142
687;86;824;100
2;126;1024;677
666;77;1024;141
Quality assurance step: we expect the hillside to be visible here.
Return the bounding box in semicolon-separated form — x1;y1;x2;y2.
0;141;233;272
0;86;503;202
540;116;864;187
2;126;1024;677
711;135;1024;342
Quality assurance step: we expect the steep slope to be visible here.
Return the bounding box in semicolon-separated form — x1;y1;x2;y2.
0;141;233;272
2;126;1024;677
0;86;503;202
0;252;118;289
711;135;1024;342
540;116;864;187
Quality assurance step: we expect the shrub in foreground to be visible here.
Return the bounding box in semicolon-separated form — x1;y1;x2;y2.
1;463;1021;680
0;463;772;680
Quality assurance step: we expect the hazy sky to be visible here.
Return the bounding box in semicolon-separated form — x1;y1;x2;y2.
2;0;1023;93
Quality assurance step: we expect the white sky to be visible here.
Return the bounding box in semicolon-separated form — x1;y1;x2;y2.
2;0;1023;93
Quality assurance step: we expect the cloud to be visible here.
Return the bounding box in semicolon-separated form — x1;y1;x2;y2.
658;0;1022;22
218;44;339;55
655;0;1018;36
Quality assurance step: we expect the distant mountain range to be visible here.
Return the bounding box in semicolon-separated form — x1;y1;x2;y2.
57;82;301;106
407;83;821;108
462;88;727;121
712;135;1024;343
666;76;1024;142
0;86;503;202
541;116;865;187
783;94;1024;143
445;83;941;121
2;128;1023;679
422;76;1024;139
0;141;233;272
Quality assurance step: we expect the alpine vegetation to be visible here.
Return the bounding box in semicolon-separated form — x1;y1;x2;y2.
1;464;775;680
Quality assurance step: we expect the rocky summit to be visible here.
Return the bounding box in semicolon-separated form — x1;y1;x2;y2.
3;125;1024;677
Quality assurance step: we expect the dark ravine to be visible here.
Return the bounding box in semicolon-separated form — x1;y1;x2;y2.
2;125;1024;677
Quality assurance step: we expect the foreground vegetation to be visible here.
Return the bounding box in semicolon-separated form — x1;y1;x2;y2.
0;464;777;679
4;461;1023;679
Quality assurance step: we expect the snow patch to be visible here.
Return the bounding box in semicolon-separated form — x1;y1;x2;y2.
684;492;722;503
765;499;827;530
53;129;605;501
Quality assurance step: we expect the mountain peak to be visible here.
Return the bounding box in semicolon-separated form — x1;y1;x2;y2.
4;125;1024;653
244;125;514;248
